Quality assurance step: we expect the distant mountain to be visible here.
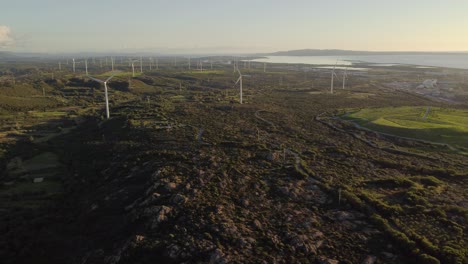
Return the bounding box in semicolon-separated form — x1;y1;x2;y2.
263;49;468;56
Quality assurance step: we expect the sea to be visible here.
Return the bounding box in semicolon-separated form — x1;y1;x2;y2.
251;54;468;70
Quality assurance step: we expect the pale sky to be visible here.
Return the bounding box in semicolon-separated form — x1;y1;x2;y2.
1;0;468;54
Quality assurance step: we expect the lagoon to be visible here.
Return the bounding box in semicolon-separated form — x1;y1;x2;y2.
252;54;468;70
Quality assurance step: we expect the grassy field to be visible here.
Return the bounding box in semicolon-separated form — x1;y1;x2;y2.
344;106;468;148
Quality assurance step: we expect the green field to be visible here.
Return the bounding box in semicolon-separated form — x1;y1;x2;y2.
344;106;468;148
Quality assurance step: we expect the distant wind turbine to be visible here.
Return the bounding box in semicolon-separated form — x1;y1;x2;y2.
235;68;244;104
342;67;348;89
331;60;339;94
140;57;143;73
87;73;116;119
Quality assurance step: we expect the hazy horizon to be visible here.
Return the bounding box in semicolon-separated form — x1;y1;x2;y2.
2;0;468;54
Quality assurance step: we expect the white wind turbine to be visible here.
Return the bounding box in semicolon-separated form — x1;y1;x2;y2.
197;60;203;71
87;73;116;119
342;67;348;89
330;60;339;94
72;58;76;73
131;61;136;77
235;68;245;104
140;56;143;73
129;59;141;77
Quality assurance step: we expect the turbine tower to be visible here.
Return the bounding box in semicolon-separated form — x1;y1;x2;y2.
72;58;76;73
85;59;88;75
235;68;244;104
342;67;348;89
87;73;116;119
330;60;338;94
140;56;143;73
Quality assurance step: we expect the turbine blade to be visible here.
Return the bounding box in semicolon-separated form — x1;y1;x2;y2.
105;73;116;83
87;76;104;83
235;76;242;84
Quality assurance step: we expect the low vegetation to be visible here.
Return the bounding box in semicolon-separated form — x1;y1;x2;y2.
0;58;466;264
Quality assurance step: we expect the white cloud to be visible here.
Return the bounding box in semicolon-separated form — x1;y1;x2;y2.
0;25;14;48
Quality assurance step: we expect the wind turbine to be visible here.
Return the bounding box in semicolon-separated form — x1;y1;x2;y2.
235;68;244;104
129;59;141;77
197;60;203;71
85;59;88;75
342;67;348;89
87;73;116;119
72;58;76;73
188;57;191;70
264;62;266;73
140;56;143;73
330;60;339;94
111;57;115;71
